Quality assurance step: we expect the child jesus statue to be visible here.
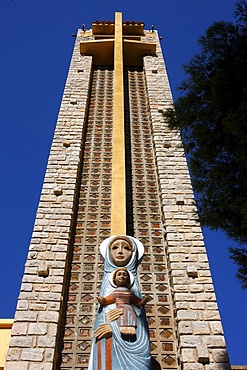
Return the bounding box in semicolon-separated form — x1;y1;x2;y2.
97;267;148;336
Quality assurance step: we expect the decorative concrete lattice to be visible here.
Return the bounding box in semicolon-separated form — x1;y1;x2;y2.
125;67;178;369
61;66;113;369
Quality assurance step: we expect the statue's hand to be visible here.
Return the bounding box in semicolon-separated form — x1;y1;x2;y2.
141;295;149;306
94;323;112;340
106;308;124;322
97;296;105;306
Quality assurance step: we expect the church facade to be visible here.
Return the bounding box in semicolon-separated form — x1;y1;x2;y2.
5;14;230;370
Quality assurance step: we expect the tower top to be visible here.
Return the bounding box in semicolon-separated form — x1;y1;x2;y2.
80;12;156;66
91;19;145;37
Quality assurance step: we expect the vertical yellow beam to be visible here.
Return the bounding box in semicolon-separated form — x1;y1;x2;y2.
111;12;126;235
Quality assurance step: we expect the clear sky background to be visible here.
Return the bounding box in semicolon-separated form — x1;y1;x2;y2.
0;0;246;365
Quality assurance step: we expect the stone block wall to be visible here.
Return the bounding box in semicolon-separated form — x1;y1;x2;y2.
5;31;92;370
144;32;231;369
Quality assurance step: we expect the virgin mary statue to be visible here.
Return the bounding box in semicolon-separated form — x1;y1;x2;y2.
88;235;152;370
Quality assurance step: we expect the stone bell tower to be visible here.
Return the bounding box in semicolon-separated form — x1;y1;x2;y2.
5;12;231;370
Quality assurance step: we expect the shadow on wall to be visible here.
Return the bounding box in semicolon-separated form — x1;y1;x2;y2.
151;357;162;370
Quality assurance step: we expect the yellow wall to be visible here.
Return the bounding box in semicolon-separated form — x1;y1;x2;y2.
0;319;14;369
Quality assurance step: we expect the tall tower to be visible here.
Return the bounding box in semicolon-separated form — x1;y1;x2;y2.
5;13;231;370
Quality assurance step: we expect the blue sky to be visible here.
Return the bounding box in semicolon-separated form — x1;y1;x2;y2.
0;0;246;365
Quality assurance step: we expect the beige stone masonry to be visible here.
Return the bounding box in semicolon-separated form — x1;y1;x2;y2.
5;30;93;369
144;31;231;369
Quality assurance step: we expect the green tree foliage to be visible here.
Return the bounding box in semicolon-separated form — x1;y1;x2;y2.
229;247;247;289
164;1;247;287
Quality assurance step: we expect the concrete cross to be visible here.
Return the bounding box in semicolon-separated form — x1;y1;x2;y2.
80;12;156;235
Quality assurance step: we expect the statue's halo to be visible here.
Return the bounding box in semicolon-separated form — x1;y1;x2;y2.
100;235;144;262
